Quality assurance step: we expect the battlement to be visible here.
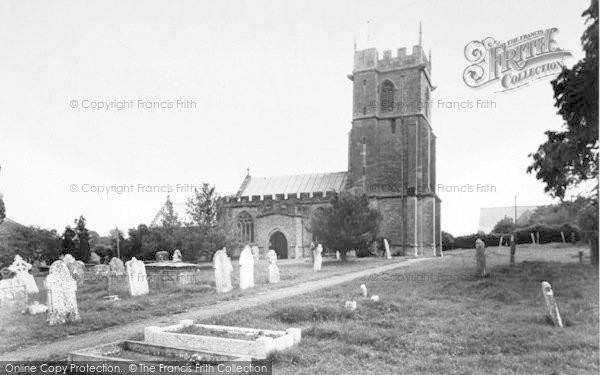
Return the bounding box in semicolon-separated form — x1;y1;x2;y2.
354;45;429;72
223;191;335;205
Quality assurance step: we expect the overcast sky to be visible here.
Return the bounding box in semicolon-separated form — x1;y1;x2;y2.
0;0;591;236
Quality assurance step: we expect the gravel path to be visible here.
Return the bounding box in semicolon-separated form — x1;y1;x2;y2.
0;257;436;360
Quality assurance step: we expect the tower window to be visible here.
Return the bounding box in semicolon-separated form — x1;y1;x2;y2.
363;79;367;86
391;119;396;134
363;107;366;115
381;80;395;112
362;137;366;144
362;166;366;176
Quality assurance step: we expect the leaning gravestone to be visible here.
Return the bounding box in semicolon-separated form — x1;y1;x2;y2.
475;238;487;277
172;249;182;262
251;246;260;261
239;245;255;290
213;248;233;293
8;255;39;295
383;239;392;260
109;257;125;275
126;257;149;297
156;251;169;262
45;260;80;325
509;234;516;266
268;250;280;284
541;281;563;328
89;252;101;265
313;244;323;272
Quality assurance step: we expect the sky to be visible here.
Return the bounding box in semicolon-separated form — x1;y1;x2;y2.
0;0;592;237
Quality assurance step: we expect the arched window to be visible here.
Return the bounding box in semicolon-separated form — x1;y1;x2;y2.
237;212;254;243
381;81;394;112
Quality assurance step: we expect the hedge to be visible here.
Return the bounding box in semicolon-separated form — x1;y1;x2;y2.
446;224;581;250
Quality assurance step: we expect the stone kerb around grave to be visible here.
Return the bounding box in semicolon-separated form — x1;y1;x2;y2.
144;319;301;359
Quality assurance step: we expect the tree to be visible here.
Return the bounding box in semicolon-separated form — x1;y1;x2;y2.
109;228;126;259
73;215;90;261
310;192;382;261
0;193;5;225
186;183;219;227
61;226;77;255
442;231;455;250
527;0;599;263
491;216;515;234
527;0;598;199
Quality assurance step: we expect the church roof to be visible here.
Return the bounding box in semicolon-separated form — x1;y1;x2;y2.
238;172;347;198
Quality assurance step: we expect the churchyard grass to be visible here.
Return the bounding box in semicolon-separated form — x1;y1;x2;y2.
196;244;598;374
0;256;404;354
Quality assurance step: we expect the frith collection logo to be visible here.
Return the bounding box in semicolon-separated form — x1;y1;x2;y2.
463;28;572;92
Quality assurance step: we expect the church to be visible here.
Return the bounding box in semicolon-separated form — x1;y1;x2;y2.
220;42;441;259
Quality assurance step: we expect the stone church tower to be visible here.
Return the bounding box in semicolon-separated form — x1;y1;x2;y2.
346;44;441;256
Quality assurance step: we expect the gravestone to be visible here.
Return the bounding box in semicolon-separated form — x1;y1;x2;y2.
239;245;255;290
0;278;27;307
126;257;149;297
475;238;487;277
172;249;182;262
360;284;367;297
509;234;516;266
268;250;280;284
251;246;260;261
335;251;340;260
213;248;233;293
383;239;392;259
313;244;323;272
8;255;39;294
93;264;110;275
45;260;80;325
89;251;101;265
109;257;125;275
156;251;169;262
344;301;357;311
67;260;86;285
62;254;76;265
541;281;563;328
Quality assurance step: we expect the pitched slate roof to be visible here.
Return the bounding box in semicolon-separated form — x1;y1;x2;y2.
237;172;347;198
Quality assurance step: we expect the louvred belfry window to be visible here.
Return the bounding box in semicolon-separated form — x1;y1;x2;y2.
381;81;394;112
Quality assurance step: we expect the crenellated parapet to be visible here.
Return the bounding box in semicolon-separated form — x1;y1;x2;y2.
352;45;429;74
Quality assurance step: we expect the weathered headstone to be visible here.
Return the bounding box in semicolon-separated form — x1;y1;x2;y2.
213;248;233;293
239;245;255;290
251;246;260;261
67;260;86;284
109;257;125;275
570;232;576;245
45;260;80;325
27;301;48;315
370;295;380;302
475;238;487;277
530;232;536;244
93;264;110;275
0;278;27;307
156;251;169;262
560;232;566;243
126;257;149;297
541;281;563;328
172;249;182;262
344;300;357;311
360;284;367;297
62;254;76;265
509;234;516;266
268;250;280;284
313;244;323;272
89;251;101;265
8;255;39;295
335;251;340;260
383;239;392;259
